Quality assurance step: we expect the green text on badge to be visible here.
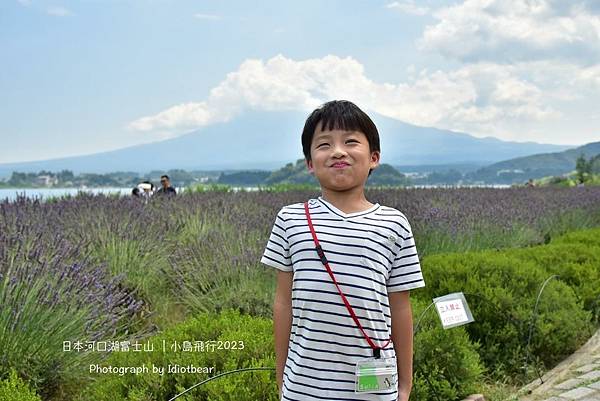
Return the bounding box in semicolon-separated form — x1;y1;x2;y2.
358;367;380;391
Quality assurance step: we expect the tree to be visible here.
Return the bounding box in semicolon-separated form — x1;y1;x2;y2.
575;154;592;184
590;154;600;174
8;172;27;186
57;170;75;182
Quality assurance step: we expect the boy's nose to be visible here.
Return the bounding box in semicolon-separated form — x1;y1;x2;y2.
331;145;348;158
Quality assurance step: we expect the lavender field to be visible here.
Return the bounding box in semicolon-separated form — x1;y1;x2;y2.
1;187;600;400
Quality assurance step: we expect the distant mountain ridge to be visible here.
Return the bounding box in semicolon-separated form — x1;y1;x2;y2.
467;141;600;183
258;159;411;187
0;110;572;178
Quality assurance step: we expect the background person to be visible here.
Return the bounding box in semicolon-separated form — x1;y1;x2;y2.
156;175;177;196
137;181;155;202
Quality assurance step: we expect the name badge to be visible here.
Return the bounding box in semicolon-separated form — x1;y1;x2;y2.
355;358;397;393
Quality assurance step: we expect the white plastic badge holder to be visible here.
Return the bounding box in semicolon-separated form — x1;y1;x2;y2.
433;292;475;329
355;358;397;393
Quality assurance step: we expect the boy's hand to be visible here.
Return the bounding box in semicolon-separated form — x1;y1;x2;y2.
397;389;410;401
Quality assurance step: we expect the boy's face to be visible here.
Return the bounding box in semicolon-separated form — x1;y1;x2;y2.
306;123;380;192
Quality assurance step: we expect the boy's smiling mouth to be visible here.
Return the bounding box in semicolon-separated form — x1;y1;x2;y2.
331;161;350;168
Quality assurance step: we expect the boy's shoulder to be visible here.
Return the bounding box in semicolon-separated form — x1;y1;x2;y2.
377;203;409;219
277;198;321;212
273;201;308;219
374;203;413;230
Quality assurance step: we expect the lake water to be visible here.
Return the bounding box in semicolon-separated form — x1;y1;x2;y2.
0;187;133;202
0;184;512;202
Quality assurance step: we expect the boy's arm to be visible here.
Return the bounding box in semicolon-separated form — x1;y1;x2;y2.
389;290;414;401
273;270;293;396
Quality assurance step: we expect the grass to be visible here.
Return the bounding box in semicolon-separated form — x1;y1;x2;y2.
416;222;542;256
476;380;521;401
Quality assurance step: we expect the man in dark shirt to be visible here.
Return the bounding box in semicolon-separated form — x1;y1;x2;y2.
156;175;177;196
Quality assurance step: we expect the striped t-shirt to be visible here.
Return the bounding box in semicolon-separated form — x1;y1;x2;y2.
260;196;425;401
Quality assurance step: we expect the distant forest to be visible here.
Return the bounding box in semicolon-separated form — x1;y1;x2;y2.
2;153;599;189
0;163;415;188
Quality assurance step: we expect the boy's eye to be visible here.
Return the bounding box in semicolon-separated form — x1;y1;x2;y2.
316;143;329;148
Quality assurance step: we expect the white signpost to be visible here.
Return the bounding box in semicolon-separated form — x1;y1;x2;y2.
433;292;474;329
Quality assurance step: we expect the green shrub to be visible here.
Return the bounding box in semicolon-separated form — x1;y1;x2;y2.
0;370;41;401
509;228;600;323
416;247;593;380
551;227;600;247
77;310;277;401
411;299;485;401
511;240;600;323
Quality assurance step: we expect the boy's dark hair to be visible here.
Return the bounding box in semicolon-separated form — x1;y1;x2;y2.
301;100;380;176
161;175;169;180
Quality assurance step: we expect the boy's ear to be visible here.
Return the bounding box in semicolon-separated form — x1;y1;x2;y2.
370;151;381;170
306;159;314;174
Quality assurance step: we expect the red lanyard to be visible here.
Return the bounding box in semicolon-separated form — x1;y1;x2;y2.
304;201;391;358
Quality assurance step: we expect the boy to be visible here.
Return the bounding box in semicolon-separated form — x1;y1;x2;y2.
261;100;425;401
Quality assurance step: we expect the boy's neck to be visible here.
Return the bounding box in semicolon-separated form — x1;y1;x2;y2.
320;188;375;214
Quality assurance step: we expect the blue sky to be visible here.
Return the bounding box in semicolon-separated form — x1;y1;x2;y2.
1;0;599;163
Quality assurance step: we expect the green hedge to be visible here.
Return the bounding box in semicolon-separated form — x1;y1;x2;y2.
415;228;600;379
77;310;277;401
513;229;600;322
411;299;484;401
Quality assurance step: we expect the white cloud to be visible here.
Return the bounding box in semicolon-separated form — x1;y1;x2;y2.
193;13;221;20
420;0;600;64
128;102;221;134
386;1;429;16
130;55;588;143
129;55;331;136
47;6;73;17
17;0;31;6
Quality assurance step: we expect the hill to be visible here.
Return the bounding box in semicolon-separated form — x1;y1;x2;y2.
257;159;411;187
467;141;600;184
0;111;571;178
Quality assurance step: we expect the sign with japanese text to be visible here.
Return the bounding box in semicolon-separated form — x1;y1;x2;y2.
433;292;474;329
